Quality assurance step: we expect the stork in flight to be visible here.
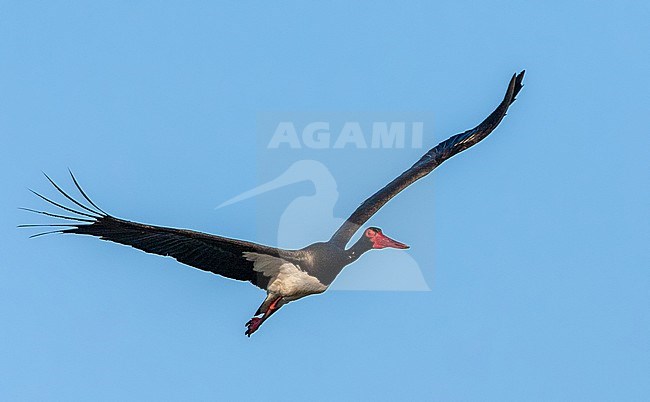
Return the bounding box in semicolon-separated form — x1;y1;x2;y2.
22;71;524;336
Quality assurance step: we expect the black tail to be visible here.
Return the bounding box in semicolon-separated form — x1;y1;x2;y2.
20;170;108;238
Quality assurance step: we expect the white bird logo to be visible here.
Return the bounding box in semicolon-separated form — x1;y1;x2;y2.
218;159;431;291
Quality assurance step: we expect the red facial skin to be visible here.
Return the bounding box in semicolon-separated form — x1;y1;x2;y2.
365;228;409;249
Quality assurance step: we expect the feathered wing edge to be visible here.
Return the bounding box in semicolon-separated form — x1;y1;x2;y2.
19;170;107;238
19;171;288;287
330;71;525;247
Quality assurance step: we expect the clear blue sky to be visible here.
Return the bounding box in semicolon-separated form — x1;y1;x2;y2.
1;1;649;401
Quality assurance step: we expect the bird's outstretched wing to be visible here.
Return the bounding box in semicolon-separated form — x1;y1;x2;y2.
330;71;525;247
20;171;283;289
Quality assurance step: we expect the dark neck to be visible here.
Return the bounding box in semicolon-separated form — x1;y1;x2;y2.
344;238;373;264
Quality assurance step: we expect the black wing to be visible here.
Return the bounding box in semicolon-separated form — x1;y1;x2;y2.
21;171;282;289
330;71;525;247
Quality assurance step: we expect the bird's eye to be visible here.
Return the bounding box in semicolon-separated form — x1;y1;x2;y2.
365;229;376;237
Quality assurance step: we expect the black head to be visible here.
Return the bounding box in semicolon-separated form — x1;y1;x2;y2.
338;227;410;271
361;227;409;250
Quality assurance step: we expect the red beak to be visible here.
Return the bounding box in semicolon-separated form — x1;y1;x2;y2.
372;232;409;249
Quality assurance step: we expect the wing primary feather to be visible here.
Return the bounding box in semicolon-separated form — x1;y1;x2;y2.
29;230;65;238
68;169;108;215
28;189;100;219
18;224;79;228
42;172;103;217
18;207;95;222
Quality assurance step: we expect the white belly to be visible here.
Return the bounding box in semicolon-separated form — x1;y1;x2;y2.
243;252;327;300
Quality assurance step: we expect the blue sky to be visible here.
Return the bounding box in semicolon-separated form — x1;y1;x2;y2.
1;1;649;401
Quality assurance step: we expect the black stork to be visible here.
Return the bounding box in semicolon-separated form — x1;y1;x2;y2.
21;71;524;336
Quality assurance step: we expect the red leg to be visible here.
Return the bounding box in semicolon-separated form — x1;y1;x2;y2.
245;296;283;337
267;296;283;313
244;317;263;336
